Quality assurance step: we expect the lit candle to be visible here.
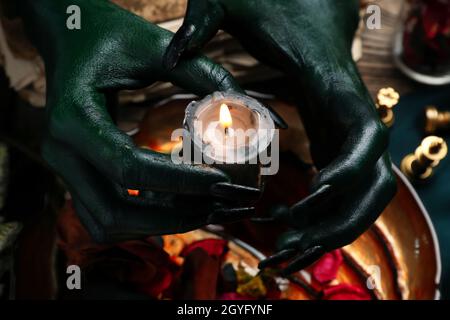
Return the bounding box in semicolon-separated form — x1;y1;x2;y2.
184;92;275;188
220;103;233;136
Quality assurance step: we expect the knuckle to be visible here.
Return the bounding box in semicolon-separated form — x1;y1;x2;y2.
341;161;362;184
209;63;233;90
372;119;389;150
362;117;389;154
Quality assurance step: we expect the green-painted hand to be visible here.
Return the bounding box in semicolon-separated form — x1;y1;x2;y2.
165;0;397;274
18;0;261;243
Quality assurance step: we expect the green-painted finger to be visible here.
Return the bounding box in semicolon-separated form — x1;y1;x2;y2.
210;182;262;203
43;137;247;242
168;55;243;95
305;154;396;250
207;207;256;224
272;154;396;274
164;0;225;69
280;246;325;276
258;249;296;270
310;94;388;195
47;89;234;195
289;184;332;227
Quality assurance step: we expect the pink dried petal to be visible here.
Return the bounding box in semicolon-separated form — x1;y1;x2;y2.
312;250;343;284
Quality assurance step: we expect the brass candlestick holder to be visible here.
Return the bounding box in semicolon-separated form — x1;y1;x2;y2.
376;87;400;127
401;136;448;181
425;105;450;134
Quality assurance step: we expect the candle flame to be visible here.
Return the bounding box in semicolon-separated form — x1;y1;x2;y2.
219;103;232;129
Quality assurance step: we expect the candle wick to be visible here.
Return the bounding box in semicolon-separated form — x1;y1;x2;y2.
224;127;229;136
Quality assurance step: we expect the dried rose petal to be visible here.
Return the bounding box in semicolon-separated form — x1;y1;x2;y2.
117;240;180;297
323;284;371;300
402;0;450;68
131;261;175;297
422;0;450;39
312;249;343;284
181;239;228;258
57;202;180;298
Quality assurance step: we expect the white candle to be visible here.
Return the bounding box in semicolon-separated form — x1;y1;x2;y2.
184;92;275;165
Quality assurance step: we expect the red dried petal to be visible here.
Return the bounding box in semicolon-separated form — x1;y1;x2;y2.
116;241;179;298
323;284;371;300
181;239;229;259
130;261;175;297
422;0;450;39
312;250;343;284
57;200;179;298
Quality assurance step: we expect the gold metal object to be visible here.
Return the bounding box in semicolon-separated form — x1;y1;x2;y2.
376;87;400;127
345;166;441;300
401;136;448;180
425;105;450;134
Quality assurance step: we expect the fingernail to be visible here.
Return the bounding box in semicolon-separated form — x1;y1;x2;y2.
163;25;195;70
280;245;324;276
163;41;183;70
210;182;261;202
291;184;332;212
265;104;288;129
258;248;296;269
208;207;255;224
250;217;277;223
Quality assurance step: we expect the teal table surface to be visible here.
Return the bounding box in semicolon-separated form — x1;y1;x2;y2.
388;85;450;299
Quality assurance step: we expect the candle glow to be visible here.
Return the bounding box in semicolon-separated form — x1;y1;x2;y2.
127;189;140;196
220;103;233;131
184;92;275;165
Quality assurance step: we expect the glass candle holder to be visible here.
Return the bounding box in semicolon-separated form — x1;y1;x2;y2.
184;92;276;188
393;0;450;85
